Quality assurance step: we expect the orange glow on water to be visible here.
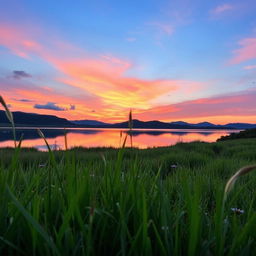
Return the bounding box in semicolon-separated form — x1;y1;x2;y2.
0;128;238;150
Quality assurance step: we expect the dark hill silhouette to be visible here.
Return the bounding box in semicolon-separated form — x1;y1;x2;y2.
71;120;109;126
0;110;73;127
108;119;195;129
170;121;216;127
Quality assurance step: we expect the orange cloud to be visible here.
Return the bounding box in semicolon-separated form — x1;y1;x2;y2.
55;61;179;109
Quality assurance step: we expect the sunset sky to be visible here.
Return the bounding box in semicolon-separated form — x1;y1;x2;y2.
0;0;256;124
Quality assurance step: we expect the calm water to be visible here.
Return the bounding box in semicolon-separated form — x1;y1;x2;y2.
0;127;240;151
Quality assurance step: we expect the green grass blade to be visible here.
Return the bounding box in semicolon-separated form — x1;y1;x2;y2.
6;185;60;256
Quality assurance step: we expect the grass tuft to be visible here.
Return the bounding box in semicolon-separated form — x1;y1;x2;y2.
224;164;256;200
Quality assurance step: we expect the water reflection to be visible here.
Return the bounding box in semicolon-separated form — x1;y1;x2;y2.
0;128;240;150
125;130;216;136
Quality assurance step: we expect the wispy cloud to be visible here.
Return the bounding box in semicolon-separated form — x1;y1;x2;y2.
211;4;234;15
148;22;174;36
0;24;41;58
229;38;256;64
12;98;33;102
243;65;256;70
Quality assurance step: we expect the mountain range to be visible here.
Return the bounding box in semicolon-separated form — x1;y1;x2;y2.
1;110;256;129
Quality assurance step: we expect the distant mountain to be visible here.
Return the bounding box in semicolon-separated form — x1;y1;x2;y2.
170;121;190;126
109;119;195;129
70;120;109;126
1;110;255;129
195;122;216;127
0;110;74;127
224;123;256;129
170;121;217;128
170;121;256;129
110;119;244;129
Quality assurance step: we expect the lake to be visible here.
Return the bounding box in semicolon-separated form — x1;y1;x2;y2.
0;127;241;150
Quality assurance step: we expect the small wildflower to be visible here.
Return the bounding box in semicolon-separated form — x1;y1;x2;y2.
231;208;244;215
171;164;178;169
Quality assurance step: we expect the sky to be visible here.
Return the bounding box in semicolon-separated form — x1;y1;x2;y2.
0;0;256;124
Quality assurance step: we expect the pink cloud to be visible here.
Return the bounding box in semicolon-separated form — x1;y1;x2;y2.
243;65;256;70
229;38;256;64
0;25;42;58
211;4;234;15
136;88;256;124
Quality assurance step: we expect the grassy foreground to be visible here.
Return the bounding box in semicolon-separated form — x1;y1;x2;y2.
0;139;256;255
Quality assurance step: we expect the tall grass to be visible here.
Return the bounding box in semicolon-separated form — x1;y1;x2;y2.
0;95;16;147
128;109;133;148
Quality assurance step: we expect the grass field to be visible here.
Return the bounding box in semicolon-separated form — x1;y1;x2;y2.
0;137;256;255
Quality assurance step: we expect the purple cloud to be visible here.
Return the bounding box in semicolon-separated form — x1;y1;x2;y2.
12;70;32;79
34;102;66;111
34;102;76;111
